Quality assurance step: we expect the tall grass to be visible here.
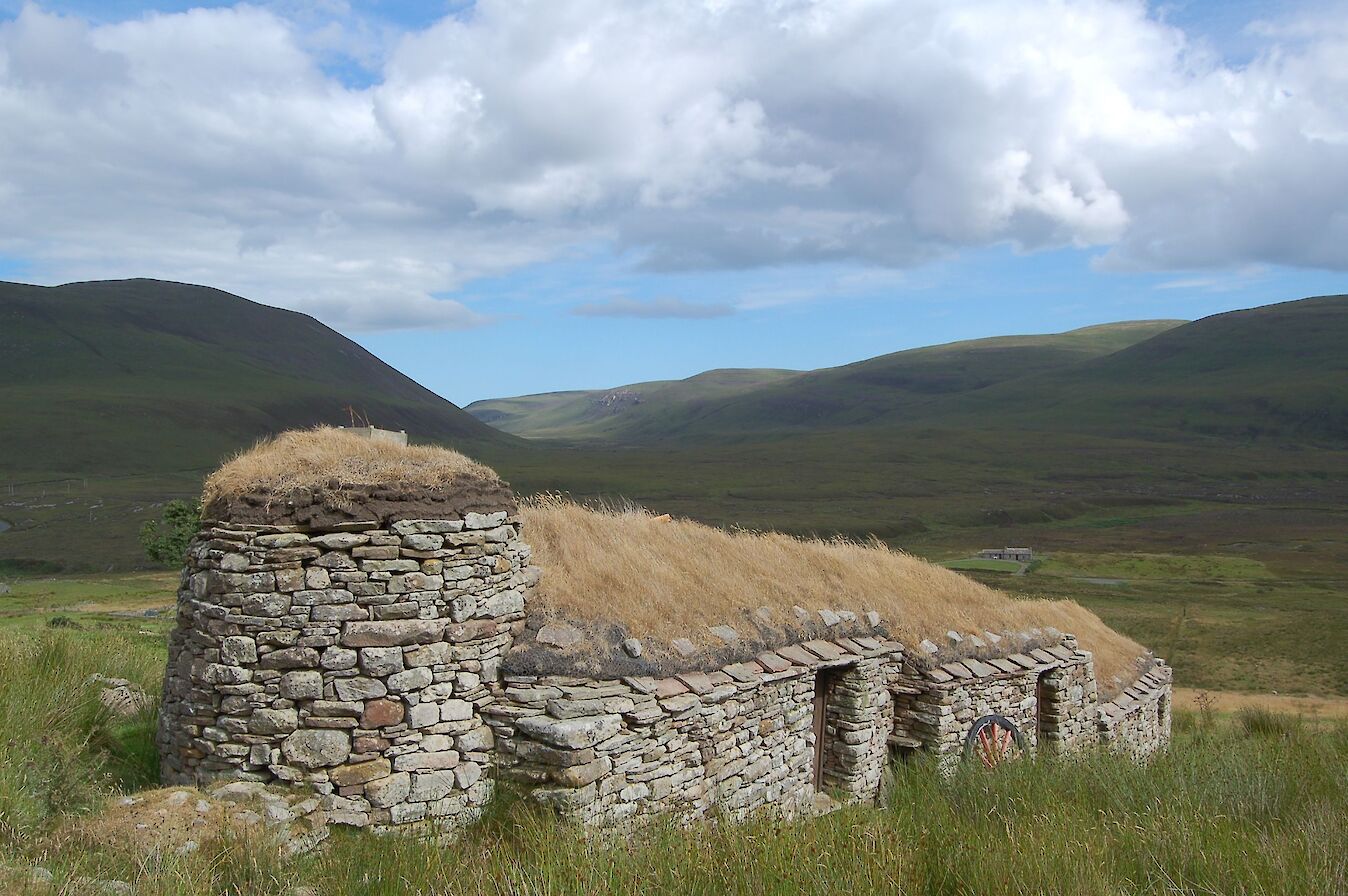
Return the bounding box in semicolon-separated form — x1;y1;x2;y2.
3;630;1344;895
0;630;163;849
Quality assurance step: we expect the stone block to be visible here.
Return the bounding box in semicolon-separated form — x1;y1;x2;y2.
537;622;583;648
394;750;460;771
292;589;355;606
309;533;370;550
516;714;622;750
552;756;611;787
408;702;440;729
280;671;323;700
259;647;320;670
365;772;411;808
440;700;474;722
312;604;368;623
392;519;465;535
387;666;433;693
408;770;457;802
334;677;388;702
358;647;405;677
361;698;405;728
281;729;350;769
456;726;494;753
220;636;258;665
401;534;444;551
341;620;446;648
249;708;299;735
320;647;359;670
242;593;291;617
330;758;391;787
463;511;508;530
255;533;309;548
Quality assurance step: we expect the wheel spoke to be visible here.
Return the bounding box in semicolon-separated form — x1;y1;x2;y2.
966;716;1022;769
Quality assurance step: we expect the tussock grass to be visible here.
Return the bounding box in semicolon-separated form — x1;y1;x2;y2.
522;497;1147;689
0;631;162;848
17;727;1346;896
1237;707;1304;739
0;627;1344;895
202;427;498;505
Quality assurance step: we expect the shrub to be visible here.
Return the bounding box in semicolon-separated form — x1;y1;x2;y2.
138;500;200;567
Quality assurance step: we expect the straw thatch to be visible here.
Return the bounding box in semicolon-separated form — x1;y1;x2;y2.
519;497;1147;691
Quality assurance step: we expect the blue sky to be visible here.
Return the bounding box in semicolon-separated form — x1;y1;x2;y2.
2;1;1346;405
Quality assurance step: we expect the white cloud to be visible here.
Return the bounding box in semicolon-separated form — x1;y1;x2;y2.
571;296;735;319
0;0;1346;331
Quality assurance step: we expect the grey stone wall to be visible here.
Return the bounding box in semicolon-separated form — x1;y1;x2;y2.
1098;662;1173;760
1034;637;1100;755
895;643;1108;768
486;638;902;826
159;498;1173;834
157;509;534;831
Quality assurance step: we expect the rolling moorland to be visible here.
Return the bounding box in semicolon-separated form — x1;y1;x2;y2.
1;279;1347;892
2;281;1346;701
468;295;1348;699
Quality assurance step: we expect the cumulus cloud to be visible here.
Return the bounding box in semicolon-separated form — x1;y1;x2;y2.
0;0;1346;331
571;296;735;319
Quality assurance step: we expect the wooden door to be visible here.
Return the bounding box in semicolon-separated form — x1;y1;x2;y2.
812;670;833;789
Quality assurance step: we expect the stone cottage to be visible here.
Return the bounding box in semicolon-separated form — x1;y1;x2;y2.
158;428;1172;832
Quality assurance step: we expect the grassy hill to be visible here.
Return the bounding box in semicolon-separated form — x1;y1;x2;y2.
469;320;1183;441
466;367;802;439
2;283;1344;701
0;278;508;478
985;295;1348;443
478;298;1347;447
0;279;512;570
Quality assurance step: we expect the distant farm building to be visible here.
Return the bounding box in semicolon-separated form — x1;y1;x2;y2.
979;547;1034;562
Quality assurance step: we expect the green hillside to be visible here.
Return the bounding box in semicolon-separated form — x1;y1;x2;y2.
466;367;802;439
988;295;1348;443
469;319;1183;441
0;278;509;479
477;298;1347;447
0;279;518;571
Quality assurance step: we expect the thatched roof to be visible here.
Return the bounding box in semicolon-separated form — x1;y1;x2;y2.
201;427;511;526
513;498;1148;693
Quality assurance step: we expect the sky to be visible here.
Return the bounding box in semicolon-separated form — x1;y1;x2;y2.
1;1;1346;405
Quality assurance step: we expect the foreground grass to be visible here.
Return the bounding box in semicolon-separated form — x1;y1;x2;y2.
1;629;1345;895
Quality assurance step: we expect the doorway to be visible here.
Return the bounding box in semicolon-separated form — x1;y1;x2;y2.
812;667;845;790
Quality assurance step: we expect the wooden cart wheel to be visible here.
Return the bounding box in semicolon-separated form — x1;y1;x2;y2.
964;714;1024;768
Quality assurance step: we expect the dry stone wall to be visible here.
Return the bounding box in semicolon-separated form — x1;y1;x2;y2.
486;637;902;826
1098;663;1173;760
158;506;535;831
894;642;1106;768
1035;647;1100;755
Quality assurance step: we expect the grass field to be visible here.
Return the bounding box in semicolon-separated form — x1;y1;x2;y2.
0;611;1344;895
2;545;1346;894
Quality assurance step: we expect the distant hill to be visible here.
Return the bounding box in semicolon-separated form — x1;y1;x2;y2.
983;295;1348;443
471;298;1348;447
466;367;802;439
468;319;1184;441
0;279;510;479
